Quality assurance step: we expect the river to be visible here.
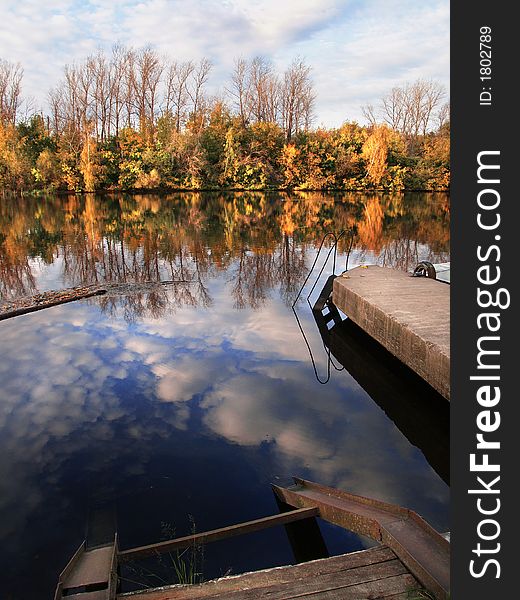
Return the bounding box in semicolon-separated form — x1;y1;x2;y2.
0;191;450;598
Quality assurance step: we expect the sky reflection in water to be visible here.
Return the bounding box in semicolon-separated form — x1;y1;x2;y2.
0;192;449;598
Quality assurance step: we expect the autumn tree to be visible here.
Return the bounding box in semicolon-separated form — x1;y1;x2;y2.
380;80;445;149
79;120;100;192
17;114;55;163
109;44;130;137
0;59;23;126
131;46;163;141
165;59;195;132
0;50;450;192
200;100;232;183
249;56;279;124
362;125;390;187
33;148;59;187
228;56;312;138
280;58;315;140
88;50;111;141
186;58;212;132
228;57;251;127
0;122;28;188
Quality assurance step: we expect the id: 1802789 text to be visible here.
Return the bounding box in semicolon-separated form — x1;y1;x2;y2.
480;26;492;106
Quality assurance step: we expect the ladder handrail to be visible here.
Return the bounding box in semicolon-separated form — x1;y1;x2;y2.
292;228;355;384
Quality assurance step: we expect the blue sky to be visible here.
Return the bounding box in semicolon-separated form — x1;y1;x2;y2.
0;0;449;127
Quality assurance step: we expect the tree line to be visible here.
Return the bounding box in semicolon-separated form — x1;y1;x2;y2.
1;191;450;304
0;48;449;192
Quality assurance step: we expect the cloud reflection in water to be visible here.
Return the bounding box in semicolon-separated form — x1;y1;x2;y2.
0;278;448;598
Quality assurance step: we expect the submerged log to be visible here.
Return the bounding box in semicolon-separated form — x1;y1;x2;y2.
0;280;192;321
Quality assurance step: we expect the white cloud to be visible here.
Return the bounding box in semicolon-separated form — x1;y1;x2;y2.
280;0;450;125
154;353;231;404
0;0;449;124
0;282;449;560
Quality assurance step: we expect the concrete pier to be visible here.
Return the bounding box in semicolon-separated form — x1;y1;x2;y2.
332;266;450;400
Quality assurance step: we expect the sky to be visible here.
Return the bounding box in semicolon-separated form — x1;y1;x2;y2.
0;0;449;127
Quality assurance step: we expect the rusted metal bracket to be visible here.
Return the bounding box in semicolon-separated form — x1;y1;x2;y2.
54;534;118;600
272;477;450;600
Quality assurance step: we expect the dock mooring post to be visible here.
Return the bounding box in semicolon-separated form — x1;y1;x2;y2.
274;491;329;563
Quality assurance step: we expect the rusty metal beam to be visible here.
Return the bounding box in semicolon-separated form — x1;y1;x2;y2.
118;507;319;563
272;478;450;600
54;541;85;600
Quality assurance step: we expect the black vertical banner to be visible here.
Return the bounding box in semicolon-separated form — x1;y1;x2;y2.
452;1;516;598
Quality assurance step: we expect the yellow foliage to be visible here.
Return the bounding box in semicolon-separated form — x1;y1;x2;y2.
362;125;390;187
280;143;301;187
135;168;162;189
357;196;384;251
80;134;99;192
0;122;28;188
34;149;59;186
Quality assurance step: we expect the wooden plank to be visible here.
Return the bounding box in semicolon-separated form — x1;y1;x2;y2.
0;289;107;321
53;582;64;600
291;478;411;517
195;559;410;599
116;547;399;600
383;594;421;600
0;280;193;321
55;541;86;600
277;575;418;600
119;507;319;563
159;573;418;600
275;478;449;551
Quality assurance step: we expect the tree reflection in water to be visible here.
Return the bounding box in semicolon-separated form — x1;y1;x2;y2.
0;191;449;321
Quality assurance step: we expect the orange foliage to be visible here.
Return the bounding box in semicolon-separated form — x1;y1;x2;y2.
357;196;385;251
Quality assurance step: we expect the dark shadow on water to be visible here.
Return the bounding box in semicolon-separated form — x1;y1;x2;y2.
327;317;450;485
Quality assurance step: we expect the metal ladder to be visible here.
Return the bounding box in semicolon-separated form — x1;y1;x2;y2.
292;230;354;383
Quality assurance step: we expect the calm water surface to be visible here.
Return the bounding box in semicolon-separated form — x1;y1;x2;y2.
0;192;450;599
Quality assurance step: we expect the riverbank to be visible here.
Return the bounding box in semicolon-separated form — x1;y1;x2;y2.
2;184;450;198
